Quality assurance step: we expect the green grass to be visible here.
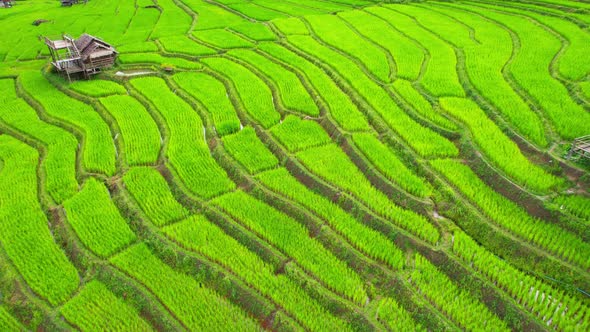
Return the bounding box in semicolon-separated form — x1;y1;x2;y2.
376;298;424;332
412;254;509;331
229;49;320;116
256;167;405;270
123;167;191;226
392;79;457;131
369;6;465;97
439;97;562;193
222;127;279;174
117;42;160;53
111;243;261;331
163;215;352;332
288;35;459;157
431;159;590;269
259;43;370;131
20;71;117;176
130;77;236;199
580;82;590;100
453;231;590;331
0;98;79;203
61;280;153;331
63;178;137;258
1;1;589;330
172;72;241;136
227;3;287;21
118;53;204;69
0;79;17;102
159;36;217;56
305;14;391;82
464;2;590;139
477;3;590;81
407;3;547;146
212;190;368;304
553;195;590;221
272;17;310;35
0;307;24;331
187;0;248;30
270;115;331;152
124;6;160;42
203;57;281;128
339;10;424;81
288;0;349;12
0;135;79;305
352;133;433;198
69;79;127;97
151;0;192;38
251;0;324;17
229;22;276;41
297;144;440;244
193;29;254;49
100;95;161;166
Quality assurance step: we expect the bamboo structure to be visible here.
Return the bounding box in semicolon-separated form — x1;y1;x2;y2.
568;135;590;160
44;34;117;81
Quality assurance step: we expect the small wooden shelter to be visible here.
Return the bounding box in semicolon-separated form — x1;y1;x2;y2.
61;0;79;6
568;135;590;160
44;34;117;81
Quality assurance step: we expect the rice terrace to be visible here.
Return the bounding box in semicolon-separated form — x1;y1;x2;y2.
1;0;590;330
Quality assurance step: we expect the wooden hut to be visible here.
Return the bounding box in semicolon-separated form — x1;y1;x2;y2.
44;34;117;81
568;135;590;160
60;0;79;6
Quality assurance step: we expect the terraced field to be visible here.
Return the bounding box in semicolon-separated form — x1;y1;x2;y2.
1;0;590;330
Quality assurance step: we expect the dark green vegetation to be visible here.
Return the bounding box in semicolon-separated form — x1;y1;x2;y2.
0;0;589;331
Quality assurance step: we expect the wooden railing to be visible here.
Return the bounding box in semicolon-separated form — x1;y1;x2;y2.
568;135;590;159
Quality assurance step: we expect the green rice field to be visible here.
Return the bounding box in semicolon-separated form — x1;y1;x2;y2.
0;0;590;330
